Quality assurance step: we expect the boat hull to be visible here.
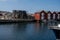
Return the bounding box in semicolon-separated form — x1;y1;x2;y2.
52;29;60;39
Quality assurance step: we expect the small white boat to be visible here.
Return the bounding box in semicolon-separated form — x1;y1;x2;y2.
49;24;60;30
49;24;60;39
58;24;60;27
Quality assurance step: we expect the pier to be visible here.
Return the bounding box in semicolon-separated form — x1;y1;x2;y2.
0;19;35;23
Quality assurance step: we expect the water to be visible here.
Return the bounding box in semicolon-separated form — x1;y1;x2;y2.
0;21;60;40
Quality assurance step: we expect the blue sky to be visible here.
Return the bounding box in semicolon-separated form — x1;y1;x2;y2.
0;0;60;13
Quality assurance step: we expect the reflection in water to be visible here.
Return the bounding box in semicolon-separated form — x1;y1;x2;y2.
0;21;59;40
34;22;40;33
47;21;60;27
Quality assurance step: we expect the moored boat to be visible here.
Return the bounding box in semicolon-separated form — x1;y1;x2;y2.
49;24;60;39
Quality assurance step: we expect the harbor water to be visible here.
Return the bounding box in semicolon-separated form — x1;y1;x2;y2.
0;21;60;40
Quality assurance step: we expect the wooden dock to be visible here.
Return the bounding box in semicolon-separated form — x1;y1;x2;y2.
0;19;35;23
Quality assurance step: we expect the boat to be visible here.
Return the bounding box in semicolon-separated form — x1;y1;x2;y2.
49;24;60;39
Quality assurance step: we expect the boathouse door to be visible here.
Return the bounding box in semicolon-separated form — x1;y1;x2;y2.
48;13;51;20
41;13;45;20
57;13;60;20
53;14;56;20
